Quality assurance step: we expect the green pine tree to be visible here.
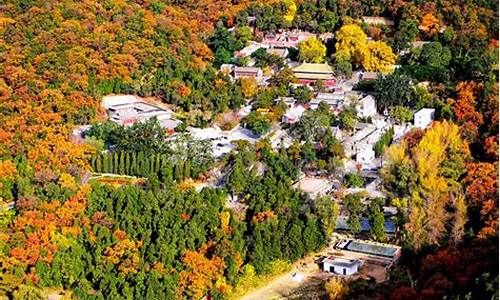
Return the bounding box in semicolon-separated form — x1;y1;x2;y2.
119;152;125;175
96;154;102;173
113;152;119;174
103;152;110;173
125;152;131;174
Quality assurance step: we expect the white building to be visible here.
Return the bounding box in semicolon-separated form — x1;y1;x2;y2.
356;147;375;164
102;94;139;109
356;95;377;118
414;108;435;129
294;177;332;199
283;105;306;124
310;90;345;111
322;257;363;275
105;99;178;128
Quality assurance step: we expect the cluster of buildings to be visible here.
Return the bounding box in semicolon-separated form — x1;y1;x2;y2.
320;238;401;276
94;19;441;285
187;125;258;158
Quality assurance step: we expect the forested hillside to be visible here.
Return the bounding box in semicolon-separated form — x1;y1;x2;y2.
0;0;498;299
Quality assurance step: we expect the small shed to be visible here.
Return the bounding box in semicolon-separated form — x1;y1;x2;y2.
322;257;363;275
413;108;435;129
361;72;380;81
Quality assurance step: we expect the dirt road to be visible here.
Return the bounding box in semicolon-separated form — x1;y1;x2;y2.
238;251;325;300
238;271;305;300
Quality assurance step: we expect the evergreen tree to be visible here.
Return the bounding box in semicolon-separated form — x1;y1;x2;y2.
303;215;322;252
131;152;138;175
344;193;363;235
250;228;267;274
368;199;386;242
226;157;246;199
113;152;119;174
149;155;155;176
184;160;191;179
286;221;305;261
95;154;102;173
137;151;145;175
91;155;96;171
174;161;184;181
119;152;125;175
103;152;110;173
125;152;131;174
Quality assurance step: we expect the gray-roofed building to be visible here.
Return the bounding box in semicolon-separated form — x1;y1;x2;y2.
335;239;401;262
234;66;263;79
105;98;179;128
310;90;345;111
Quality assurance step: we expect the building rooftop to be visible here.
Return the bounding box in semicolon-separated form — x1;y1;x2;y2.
411;41;430;48
266;48;288;57
323;257;362;268
362;16;395;26
361;72;380;80
295;177;331;195
285;105;306;118
336;239;401;259
414;108;435;117
102;95;139;109
234;66;262;73
293;63;335;74
316;92;345;100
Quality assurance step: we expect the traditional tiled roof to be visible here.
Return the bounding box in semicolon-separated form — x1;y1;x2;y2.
293;63;335;80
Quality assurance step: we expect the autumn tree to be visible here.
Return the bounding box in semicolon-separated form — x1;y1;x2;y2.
362;41;397;73
419;13;440;38
334;24;368;67
324;277;349;300
382;121;471;250
239;77;258;99
178;243;226;299
453;81;484;143
298;36;327;63
463;162;499;238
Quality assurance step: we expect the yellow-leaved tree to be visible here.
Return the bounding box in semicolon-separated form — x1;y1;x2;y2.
382;121;471;251
334;24;396;73
333;24;368;65
362;41;397;73
298;36;327;63
239;77;258;99
324;277;349;300
282;0;297;24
